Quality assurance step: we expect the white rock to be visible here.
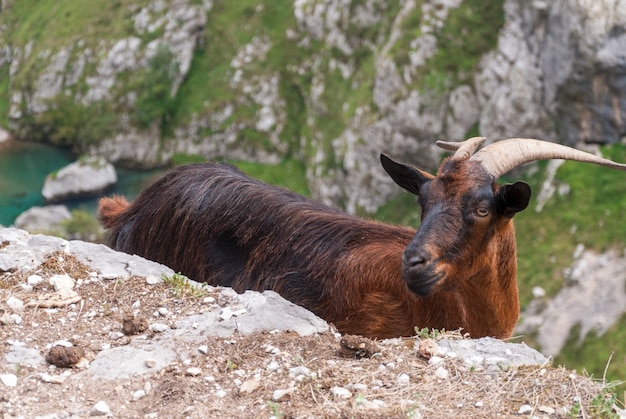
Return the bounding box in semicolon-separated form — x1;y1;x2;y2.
0;373;17;387
91;400;110;416
434;366;449;379
428;356;444;365
272;388;293;402
146;275;161;285
6;296;24;312
331;386;352;399
397;373;410;384
49;274;75;292
132;389;146;401
186;367;202;376
197;345;209;355
39;373;66;384
149;323;170;333
42;157;117;203
266;361;280;372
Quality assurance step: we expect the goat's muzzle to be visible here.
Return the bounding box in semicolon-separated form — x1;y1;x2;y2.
401;249;443;297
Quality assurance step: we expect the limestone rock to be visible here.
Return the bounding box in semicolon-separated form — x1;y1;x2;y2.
42;156;117;203
14;205;71;232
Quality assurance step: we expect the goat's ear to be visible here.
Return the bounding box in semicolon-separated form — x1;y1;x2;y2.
380;153;434;196
497;181;531;218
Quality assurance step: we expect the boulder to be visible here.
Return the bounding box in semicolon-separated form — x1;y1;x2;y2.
14;205;71;233
42;156;117;203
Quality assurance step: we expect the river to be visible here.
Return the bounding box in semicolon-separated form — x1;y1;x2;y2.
0;141;164;226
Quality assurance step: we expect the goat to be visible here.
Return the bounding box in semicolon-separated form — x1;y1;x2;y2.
98;137;626;339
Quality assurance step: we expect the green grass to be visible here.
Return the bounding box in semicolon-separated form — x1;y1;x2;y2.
556;318;626;405
230;158;310;197
514;145;626;307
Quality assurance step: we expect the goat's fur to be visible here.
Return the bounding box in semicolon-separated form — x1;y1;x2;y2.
99;157;527;339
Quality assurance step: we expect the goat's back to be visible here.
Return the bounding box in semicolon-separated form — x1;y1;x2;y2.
98;163;415;307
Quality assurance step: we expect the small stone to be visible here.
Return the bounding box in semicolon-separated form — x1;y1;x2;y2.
331;386;352;399
145;359;157;368
474;401;483;408
49;274;75;292
240;379;261;394
203;296;215;304
149;323;170;333
198;345;209;355
272;388;293;402
157;307;170;316
397;373;410;384
518;404;533;414
0;373;17;387
186;367;202;376
132;389;146;401
266;361;280;372
289;366;311;378
215;389;227;398
6;296;24;312
91;400;110;416
539;405;555;414
28;274;44;285
428;356;444;365
146;275;161;285
39;373;66;384
435;366;449;379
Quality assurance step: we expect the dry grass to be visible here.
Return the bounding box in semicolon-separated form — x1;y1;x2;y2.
0;252;623;418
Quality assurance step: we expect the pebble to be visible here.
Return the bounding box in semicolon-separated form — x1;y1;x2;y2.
149;323;170;333
145;359;157;368
266;361;280;372
6;296;24;312
146;275;161;285
0;373;17;387
132;389;146;401
539;405;555;414
28;274;44;285
435;366;449;379
91;400;110;416
49;274;75;292
198;345;209;355
428;356;444;365
240;378;261;394
289;366;311;378
331;386;352;399
272;388;293;402
397;373;410;384
475;401;483;408
518;404;533;414
39;373;66;384
186;367;202;376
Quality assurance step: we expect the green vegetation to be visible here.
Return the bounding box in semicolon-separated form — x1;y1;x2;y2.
133;45;179;131
161;272;208;298
232;158;310;196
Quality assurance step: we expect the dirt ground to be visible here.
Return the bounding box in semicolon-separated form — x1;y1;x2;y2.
0;252;622;418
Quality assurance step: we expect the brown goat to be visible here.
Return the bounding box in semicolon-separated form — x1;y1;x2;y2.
98;138;626;339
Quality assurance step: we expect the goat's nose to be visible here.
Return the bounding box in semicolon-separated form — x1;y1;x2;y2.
402;251;429;268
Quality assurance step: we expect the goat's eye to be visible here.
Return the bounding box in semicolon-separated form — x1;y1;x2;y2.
476;207;490;217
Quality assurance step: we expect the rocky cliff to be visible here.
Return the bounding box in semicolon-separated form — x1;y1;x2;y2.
1;0;625;212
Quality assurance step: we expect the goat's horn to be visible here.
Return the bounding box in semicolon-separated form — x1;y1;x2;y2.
436;137;486;160
470;137;626;178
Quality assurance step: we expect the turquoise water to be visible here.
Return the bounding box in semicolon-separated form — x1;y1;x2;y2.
0;141;164;226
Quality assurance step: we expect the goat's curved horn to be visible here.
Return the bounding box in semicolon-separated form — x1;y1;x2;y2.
470;138;626;179
436;137;486;160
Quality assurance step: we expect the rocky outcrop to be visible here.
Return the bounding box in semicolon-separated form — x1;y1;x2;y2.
42;157;117;203
517;248;626;356
14;205;71;232
2;0;625;210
